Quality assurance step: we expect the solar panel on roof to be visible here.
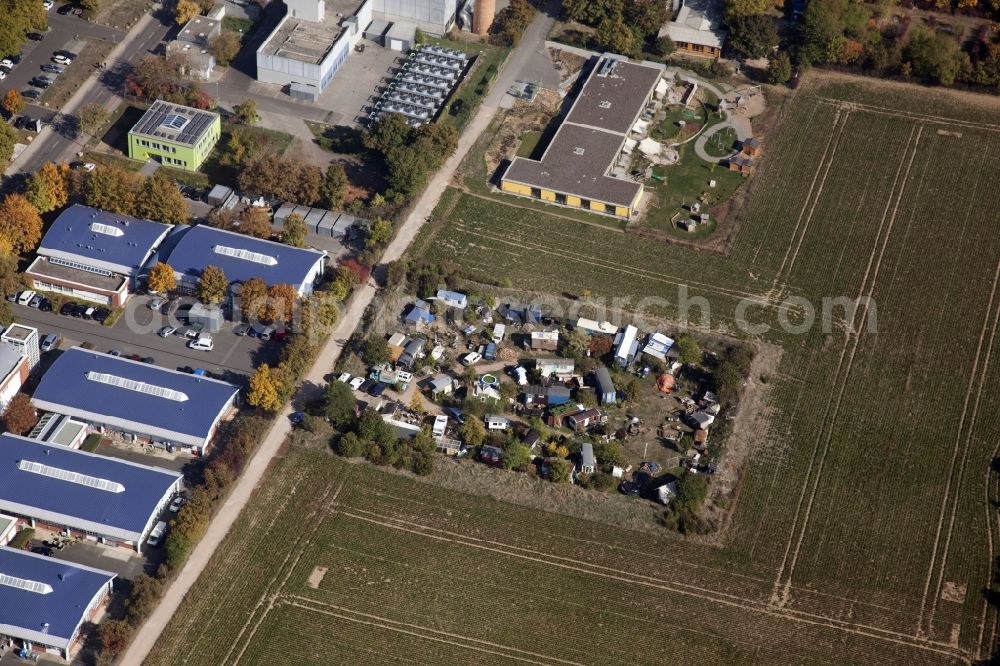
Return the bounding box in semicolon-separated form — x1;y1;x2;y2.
161;114;189;131
86;371;190;402
0;572;53;595
17;459;126;494
214;245;278;266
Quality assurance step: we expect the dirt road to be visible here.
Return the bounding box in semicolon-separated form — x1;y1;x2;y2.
119;5;559;664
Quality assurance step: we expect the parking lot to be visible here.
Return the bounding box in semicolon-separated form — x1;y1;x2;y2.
1;6;123;118
11;293;281;382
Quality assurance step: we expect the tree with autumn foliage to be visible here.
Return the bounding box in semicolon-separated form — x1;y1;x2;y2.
197;265;229;305
135;172;190;225
266;284;297;324
236;277;269;322
1;90;24;116
247;364;283;411
2;393;37;435
146;262;176;294
0;194;42;254
238;207;272;239
25;162;70;214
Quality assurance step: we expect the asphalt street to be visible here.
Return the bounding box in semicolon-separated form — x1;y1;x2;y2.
6;6;177;176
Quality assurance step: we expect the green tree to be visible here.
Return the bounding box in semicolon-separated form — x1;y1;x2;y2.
411;450;434;475
25;162;69;215
220;126;265;167
125;573;163;624
594;441;628;468
146;261;176;294
0;122;16;166
336;431;365;456
503;442;532;471
767;51;792;84
210;30;241;66
0;1;46;65
247;364;283;411
727;14;779;59
675;334;702;365
85;164;144;216
547;458;571;483
164;531;190;570
363;334;391;365
366;217;393;248
136;172;191;225
364;112;413;154
197;264;229;305
1;90;24;116
906;25;962;86
233;99;258;125
321;163;348;209
76;102;111;138
724;0;769;20
0;194;42;254
357;409;397;448
562;0;621;26
797;0;844;66
411;426;436;453
653;35;676;58
98;619;132;655
324;380;357;427
595;11;640;57
459;417;486;446
282;212;308;247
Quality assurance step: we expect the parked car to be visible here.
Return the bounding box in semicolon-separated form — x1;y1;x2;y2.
348;377;365;390
26;32;44;41
108;349;121;357
40;64;63;74
358;379;376;393
31;546;53;556
367;382;388;397
233;323;251;336
337;372;351;383
140;356;155;364
38;298;52;312
29;77;52;89
146;521;167;547
22;89;41;99
28;294;42;308
0;59;14;69
618;481;641;496
0;70;7;81
52;54;72;65
16;290;36;306
93;307;109;323
53;51;78;60
40;334;59;352
168;496;186;513
187;335;213;351
81;306;95;320
147;297;166;311
461;352;482;366
59;302;74;316
290;411;305;426
158;325;177;337
69;161;96;171
43;0;55;10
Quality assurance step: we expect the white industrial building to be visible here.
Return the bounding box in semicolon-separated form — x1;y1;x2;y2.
256;0;460;101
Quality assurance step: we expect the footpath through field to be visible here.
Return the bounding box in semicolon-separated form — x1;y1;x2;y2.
119;4;560;664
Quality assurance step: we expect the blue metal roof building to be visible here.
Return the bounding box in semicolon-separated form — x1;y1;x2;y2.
33;347;240;452
35;205;172;276
163;225;327;296
25;205;173;308
0;547;116;659
0;433;181;549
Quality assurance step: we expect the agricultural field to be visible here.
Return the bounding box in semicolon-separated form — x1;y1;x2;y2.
146;74;1000;665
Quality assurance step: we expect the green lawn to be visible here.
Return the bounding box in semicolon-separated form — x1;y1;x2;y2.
199;122;297;187
304;121;366;156
515;130;541;158
422;36;510;133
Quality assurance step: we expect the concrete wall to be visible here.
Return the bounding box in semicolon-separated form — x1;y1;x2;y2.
373;0;457;35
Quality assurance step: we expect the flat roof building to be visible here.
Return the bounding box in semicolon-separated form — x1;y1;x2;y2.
0;547;116;661
501;57;663;219
0;342;29;409
167;15;222;79
128;100;221;171
0;433;182;551
25;205;172;307
33;347;240;454
1;323;39;371
164;224;327;296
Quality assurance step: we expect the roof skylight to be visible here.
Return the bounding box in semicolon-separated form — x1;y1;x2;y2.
0;572;53;595
160;114;190;131
90;222;124;237
17;460;125;494
86;371;189;402
213;245;278;266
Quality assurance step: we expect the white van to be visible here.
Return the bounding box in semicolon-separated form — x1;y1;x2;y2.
187;335;214;351
16;290;36;306
147;520;167;547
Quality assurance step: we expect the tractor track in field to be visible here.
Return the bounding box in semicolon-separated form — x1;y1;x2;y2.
770;125;922;610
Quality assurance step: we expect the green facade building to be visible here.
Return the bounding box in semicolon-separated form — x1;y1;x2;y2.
127;100;221;172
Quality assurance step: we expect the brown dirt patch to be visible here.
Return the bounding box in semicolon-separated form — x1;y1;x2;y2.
547;49;585;84
307;566;328;589
940;581;967;603
483;91;562;177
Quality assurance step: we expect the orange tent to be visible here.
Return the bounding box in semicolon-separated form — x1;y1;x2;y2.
656;373;676;393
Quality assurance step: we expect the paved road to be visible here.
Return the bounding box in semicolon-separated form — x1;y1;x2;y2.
118;3;561;664
5;7;175;177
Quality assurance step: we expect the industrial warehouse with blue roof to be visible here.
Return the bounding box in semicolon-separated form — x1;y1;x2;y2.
0;547;116;660
164;224;327;296
32;347;240;453
0;433;181;549
24;205;172;308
